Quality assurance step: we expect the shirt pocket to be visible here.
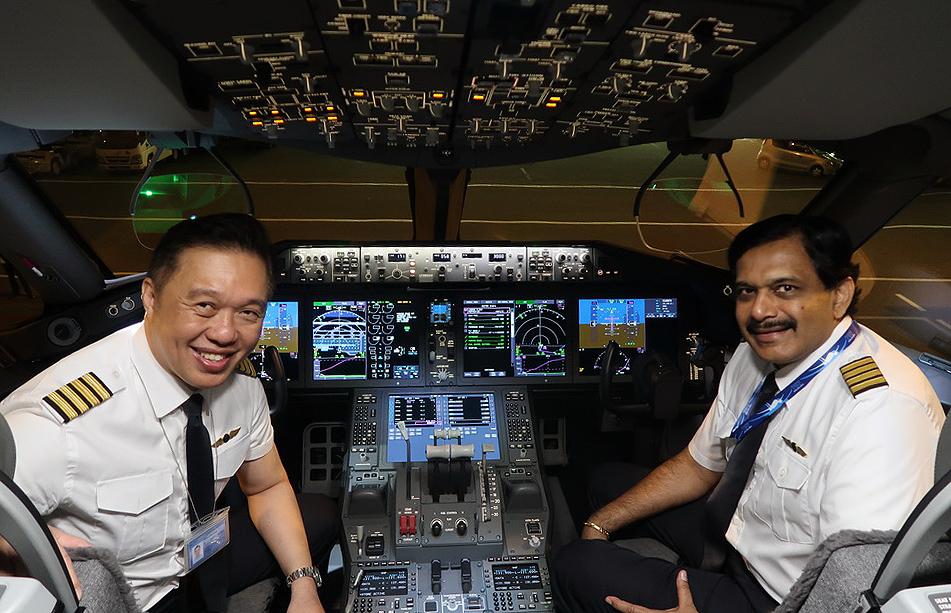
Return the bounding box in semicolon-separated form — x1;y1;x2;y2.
97;469;172;564
213;433;250;487
754;445;816;545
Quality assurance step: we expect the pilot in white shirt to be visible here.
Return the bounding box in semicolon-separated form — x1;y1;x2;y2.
689;316;943;601
2;322;272;608
1;214;331;613
554;214;943;613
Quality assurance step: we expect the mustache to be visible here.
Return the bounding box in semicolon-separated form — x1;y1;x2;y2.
747;318;797;335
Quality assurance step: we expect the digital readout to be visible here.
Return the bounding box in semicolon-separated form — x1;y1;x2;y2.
358;569;409;597
492;564;543;590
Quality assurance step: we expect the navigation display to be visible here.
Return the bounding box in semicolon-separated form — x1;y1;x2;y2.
578;298;678;375
462;299;568;378
249;301;299;381
312;300;420;381
386;392;502;463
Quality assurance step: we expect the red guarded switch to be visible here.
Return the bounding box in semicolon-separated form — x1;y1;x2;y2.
399;514;418;535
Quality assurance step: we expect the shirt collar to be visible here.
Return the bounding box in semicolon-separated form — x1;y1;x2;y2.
130;322;193;418
773;316;855;389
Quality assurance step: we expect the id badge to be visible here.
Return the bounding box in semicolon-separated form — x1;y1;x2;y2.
184;507;230;573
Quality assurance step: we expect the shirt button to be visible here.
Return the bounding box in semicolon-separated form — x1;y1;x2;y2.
779;467;787;477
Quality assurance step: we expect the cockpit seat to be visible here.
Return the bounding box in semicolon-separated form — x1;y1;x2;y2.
612;518;951;612
0;410;13;477
67;547;142;613
0;408;140;613
771;529;951;613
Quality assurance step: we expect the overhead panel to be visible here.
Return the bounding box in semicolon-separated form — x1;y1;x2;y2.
122;0;828;167
313;0;468;156
129;0;345;145
564;1;795;144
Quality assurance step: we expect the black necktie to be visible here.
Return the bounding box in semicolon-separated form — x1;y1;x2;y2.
701;371;779;571
184;394;213;523
183;393;227;612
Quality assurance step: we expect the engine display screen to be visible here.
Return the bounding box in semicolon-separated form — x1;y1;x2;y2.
249;301;299;381
386;393;501;463
357;568;409;597
462;299;568;378
577;298;679;375
492;563;543;590
312;300;420;381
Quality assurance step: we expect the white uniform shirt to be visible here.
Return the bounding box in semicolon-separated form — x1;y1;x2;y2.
0;322;274;610
688;317;944;602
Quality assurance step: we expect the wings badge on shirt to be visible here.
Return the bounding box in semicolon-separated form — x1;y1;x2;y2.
212;428;241;448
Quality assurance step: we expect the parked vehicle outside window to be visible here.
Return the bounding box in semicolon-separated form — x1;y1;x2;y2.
756;139;842;177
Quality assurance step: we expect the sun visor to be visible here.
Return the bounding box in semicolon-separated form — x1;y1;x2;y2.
0;0;211;132
690;0;951;141
0;122;72;156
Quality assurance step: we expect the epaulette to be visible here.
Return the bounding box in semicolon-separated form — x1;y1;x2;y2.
235;358;257;378
840;356;888;397
42;372;113;422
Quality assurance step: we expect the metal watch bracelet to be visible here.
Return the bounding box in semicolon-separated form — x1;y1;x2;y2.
286;565;323;588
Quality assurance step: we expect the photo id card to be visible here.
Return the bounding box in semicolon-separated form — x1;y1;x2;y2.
184;507;230;573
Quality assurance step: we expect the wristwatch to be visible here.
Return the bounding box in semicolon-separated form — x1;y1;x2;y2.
286;565;323;588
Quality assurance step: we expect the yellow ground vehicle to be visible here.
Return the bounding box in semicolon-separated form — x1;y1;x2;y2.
94;130;172;171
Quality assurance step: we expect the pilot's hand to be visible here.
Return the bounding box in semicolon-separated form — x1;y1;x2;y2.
287;580;325;613
49;526;91;600
0;535;19;575
605;570;699;613
0;528;87;600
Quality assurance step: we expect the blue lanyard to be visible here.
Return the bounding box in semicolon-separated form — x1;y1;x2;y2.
730;321;861;441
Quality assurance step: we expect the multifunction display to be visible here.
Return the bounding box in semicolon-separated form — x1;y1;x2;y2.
492;563;543;590
386;392;502;463
462;299;568;378
250;301;300;381
357;568;409;597
312;300;420;381
577;298;679;375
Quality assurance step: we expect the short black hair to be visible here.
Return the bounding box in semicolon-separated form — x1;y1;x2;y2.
728;214;861;315
146;213;274;295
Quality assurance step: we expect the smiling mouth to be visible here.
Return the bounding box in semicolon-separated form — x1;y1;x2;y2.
193;349;235;367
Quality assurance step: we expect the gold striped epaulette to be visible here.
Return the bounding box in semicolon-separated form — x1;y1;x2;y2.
840;356;888;397
42;372;113;422
235;357;257;378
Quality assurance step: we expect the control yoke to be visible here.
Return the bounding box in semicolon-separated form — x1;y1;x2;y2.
599;340;682;419
263;345;286;417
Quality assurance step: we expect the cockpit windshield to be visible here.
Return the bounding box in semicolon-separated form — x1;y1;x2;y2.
7;131;951;358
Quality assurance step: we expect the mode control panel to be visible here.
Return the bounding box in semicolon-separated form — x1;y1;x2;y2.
277;245;598;284
284;246;361;283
